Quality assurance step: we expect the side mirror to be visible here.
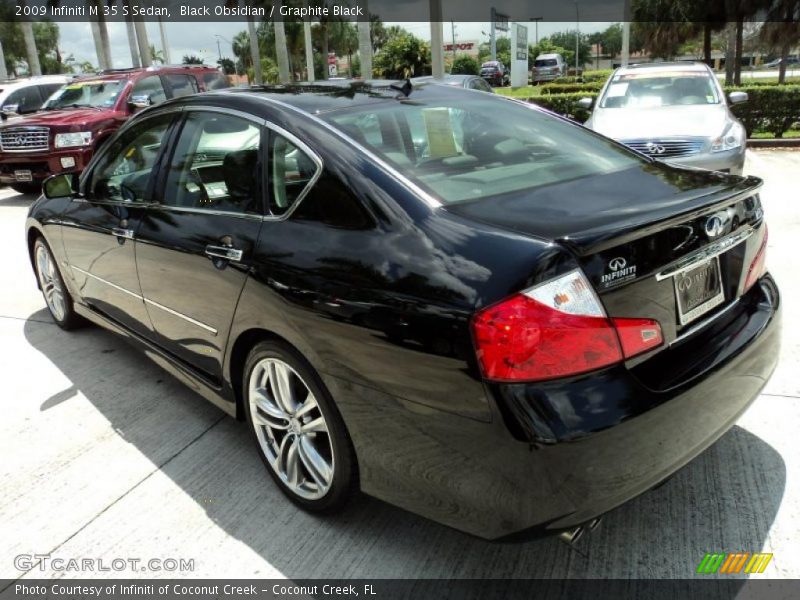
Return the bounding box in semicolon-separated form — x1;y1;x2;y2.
128;94;152;109
2;103;20;114
42;173;79;199
576;97;594;109
728;91;748;105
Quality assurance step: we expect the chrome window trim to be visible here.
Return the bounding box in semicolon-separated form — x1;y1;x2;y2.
655;226;755;281
144;204;265;221
70;264;218;335
253;95;442;209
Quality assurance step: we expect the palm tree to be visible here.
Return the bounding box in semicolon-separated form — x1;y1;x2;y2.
149;45;165;65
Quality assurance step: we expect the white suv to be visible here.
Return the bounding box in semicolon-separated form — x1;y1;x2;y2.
0;75;72;117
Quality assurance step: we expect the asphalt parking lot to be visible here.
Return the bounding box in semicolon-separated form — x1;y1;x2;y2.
1;150;798;581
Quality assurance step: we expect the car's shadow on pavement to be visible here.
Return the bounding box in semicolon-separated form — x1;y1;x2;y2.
0;190;38;208
23;309;786;579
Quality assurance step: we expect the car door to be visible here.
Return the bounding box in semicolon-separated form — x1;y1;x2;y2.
60;112;177;337
134;108;264;381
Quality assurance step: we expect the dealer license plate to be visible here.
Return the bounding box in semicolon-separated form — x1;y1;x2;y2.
674;257;725;325
14;170;32;182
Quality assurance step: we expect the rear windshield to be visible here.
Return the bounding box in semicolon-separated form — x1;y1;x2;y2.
535;59;558;67
599;70;720;108
323;95;641;205
44;79;125;110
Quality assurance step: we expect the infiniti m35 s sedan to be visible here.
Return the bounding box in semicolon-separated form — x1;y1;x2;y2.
26;81;779;540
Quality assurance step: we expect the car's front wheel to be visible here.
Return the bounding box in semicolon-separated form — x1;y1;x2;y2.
243;341;357;512
33;237;82;329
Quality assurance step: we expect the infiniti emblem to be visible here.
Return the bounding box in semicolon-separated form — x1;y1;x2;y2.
608;257;627;271
646;142;666;155
677;275;693;292
704;214;726;239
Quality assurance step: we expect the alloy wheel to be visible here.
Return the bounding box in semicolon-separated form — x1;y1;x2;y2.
248;358;335;500
35;243;66;322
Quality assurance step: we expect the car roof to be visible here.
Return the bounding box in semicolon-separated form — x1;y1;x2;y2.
74;64;221;83
618;61;710;75
412;74;473;84
202;80;475;116
536;54;562;59
0;75;72;90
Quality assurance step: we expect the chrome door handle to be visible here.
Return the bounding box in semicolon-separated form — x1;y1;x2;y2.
112;227;134;240
205;245;243;262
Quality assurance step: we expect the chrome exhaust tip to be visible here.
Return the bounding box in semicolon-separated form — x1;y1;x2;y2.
558;526;585;545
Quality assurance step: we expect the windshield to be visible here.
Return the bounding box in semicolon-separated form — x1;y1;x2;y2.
323;94;641;205
535;59;558;67
599;70;720;109
44;79;125;110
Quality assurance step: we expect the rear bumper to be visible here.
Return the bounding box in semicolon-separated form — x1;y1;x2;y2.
0;147;93;184
334;276;780;539
533;72;560;82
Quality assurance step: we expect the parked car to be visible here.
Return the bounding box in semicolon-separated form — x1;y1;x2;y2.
0;65;228;194
0;75;72;117
479;61;508;87
412;74;494;93
762;56;800;69
532;53;566;83
27;82;778;540
582;62;748;175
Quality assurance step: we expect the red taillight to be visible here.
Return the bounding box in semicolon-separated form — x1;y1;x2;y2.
472;270;663;382
613;317;664;359
744;225;768;292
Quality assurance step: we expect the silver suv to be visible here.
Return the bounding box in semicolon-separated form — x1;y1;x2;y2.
582;62;748;175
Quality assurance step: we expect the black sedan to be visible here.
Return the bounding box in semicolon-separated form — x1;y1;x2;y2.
412;74;494;93
26;81;779;540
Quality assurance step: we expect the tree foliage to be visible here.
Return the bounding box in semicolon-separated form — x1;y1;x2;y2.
0;15;64;76
373;31;431;78
450;55;479;75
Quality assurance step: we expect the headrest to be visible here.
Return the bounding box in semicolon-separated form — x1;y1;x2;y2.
223;149;258;200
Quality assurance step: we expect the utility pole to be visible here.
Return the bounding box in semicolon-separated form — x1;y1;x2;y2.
357;3;372;80
430;1;444;79
247;16;262;85
303;0;315;81
451;21;456;59
530;17;542;46
490;7;497;61
0;39;7;80
574;1;579;76
621;0;630;67
158;18;171;64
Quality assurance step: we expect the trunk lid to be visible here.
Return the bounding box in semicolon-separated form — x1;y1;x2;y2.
447;163;765;349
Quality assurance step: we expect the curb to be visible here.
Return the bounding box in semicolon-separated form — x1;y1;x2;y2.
747;138;800;148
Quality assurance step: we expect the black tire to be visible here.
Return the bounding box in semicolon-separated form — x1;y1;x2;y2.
11;182;41;195
243;340;358;512
32;237;83;330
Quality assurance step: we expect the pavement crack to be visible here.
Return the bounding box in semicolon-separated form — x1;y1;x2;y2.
1;413;227;587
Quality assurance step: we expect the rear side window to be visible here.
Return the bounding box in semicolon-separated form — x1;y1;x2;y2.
130;76;167;106
164;74;199;98
162;112;262;214
269;133;319;215
324;95;640;205
202;72;230;91
3;86;43;113
535;59;558;67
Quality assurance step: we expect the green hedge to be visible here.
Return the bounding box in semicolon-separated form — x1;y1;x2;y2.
539;81;605;95
726;85;800;137
525;84;800;137
549;70;612;85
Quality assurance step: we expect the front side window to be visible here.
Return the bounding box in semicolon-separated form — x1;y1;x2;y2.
599;70;721;108
88;114;173;203
44;79;125;110
324;94;640;205
203;72;230;91
161;112;262;214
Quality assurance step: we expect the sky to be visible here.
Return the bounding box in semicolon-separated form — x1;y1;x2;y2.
54;20;610;69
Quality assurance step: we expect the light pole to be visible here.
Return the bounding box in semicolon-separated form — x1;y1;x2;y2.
574;2;579;77
530;17;542;46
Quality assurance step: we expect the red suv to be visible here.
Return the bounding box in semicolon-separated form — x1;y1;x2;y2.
0;65;229;193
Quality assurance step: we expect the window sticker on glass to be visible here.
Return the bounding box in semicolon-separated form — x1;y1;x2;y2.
606;82;628;97
422;108;458;158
